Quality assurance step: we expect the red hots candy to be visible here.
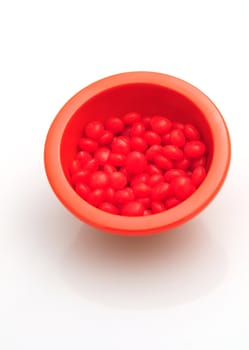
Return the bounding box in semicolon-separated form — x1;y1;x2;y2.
70;113;207;216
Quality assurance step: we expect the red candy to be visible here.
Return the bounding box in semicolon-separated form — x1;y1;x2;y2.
174;157;191;171
142;116;152;129
146;145;163;161
151;201;165;214
184;141;206;158
123;112;141;125
99;202;119;214
115;188;135;204
94;147;110;165
151;116;172;134
165;197;180;209
87;188;106;206
163;145;183;160
105;117;124;134
171;176;196;200
121;201;144;216
130;173;149;186
76;151;92;164
137;197;151;208
112;136;130;154
79;138;98;152
144;131;161;145
109;171;127;190
170;129;186;147
192;166;206;186
85;121;104;139
126;151;147;174
161;133;171;145
164;169;186;182
147;164;163;175
132;183;151;198
99;130;113;145
71;111;208;216
75;183;90;200
89;171;109;189
151;182;171;201
130;136;147;152
173;122;184;130
108;153;126;167
143;209;152;216
191;156;206;170
148;174;164;187
103;164;116;174
70;159;82;174
154;154;173;170
83;158;99;172
184;124;200;140
71;170;90;185
131;122;146;137
105;187;115;202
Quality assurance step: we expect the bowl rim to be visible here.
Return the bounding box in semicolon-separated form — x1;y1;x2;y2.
44;71;231;235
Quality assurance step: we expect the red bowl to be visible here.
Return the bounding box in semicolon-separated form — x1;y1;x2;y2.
44;72;231;235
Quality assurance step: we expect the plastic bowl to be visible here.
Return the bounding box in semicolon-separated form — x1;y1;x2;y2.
44;72;231;236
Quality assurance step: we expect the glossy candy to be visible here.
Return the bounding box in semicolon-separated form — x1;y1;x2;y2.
132;183;151;198
192;166;206;186
170;129;186;147
184;124;200;140
163;145;183;160
165;197;181;209
94;147;110;165
79;138;98;152
121;201;144;216
171;176;196;200
164;169;186;182
144;131;161;145
71;111;208;216
184;141;206;158
130;136;147;152
89;171;110;189
108;153;126;167
148;174;164;187
105;187;115;203
71;170;90;185
109;171;127;190
151;182;171;201
99;202;119;214
76;151;92;164
126;151;147;174
70;159;82;174
115;188;135;204
99;130;113;145
87;188;106;206
112;136;130;154
123;112;141;124
130;173;149;186
151;201;165;214
131;122;146;137
105;117;124;134
75;183;90;200
85;121;104;139
83;158;99;172
151;116;172;134
154;154;173;170
146;145;163;161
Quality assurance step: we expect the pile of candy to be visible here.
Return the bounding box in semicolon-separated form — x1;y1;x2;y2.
70;112;207;216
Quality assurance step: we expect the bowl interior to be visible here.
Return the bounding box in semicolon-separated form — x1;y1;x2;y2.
61;83;213;183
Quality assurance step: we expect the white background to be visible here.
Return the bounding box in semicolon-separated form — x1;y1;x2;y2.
0;0;248;348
